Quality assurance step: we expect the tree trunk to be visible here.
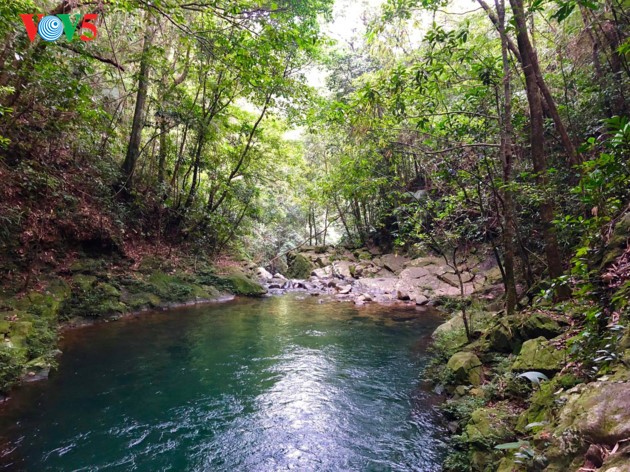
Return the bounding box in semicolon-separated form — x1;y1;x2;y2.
120;19;152;196
496;0;518;315
509;0;571;300
477;0;580;168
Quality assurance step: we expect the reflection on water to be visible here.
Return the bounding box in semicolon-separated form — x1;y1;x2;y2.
0;295;447;471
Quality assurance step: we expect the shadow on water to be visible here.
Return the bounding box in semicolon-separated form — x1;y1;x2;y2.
0;294;448;471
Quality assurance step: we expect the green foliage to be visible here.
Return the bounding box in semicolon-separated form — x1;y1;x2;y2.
0;346;24;393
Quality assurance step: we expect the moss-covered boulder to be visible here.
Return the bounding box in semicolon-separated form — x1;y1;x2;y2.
519;313;562;340
72;274;97;292
447;351;483;386
466;403;516;446
286;253;315;279
69;258;106;274
122;291;162;310
556;381;630;445
488;319;518;353
222;270;266;297
512;337;566;373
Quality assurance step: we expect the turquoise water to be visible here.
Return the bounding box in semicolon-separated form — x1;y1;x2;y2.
0;295;446;471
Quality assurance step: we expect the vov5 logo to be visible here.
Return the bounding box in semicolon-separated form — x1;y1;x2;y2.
20;13;98;42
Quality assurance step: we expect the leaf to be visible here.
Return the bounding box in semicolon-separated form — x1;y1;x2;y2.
525;421;548;430
517;371;549;384
495;441;530;450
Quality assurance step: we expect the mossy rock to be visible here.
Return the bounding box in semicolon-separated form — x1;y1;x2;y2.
69;258;106;275
72;274;97;292
147;272;196;302
447;351;483;386
556;381;630;445
222;270;266;297
286;253;315;279
97;283;120;298
512;337;566;374
515;379;559;433
0;320;10;335
488;320;518;353
496;457;524;472
9;321;33;338
465;403;516;446
519;313;562;340
122;292;162;310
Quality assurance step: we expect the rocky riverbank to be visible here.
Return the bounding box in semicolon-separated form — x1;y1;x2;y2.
252;245;503;308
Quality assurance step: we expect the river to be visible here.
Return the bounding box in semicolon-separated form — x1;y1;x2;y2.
0;294;447;471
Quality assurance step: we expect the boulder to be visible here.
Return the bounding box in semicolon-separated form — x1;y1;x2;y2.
397;289;411;301
379;254;410;274
311;266;332;278
512;337;566;373
333;261;355;279
273;273;287;280
465;404;515;445
357;277;398;294
447;351;483;386
223;270;267;297
556;381;630;445
337;285;352;295
286;253;315;280
256;267;273;281
488;320;517;353
519;313;562;340
415;295;429;306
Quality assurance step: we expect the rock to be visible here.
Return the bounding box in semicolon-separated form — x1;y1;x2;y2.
357;277;398;294
447;351;483;386
256;267;273;280
337;285;352;295
437;272;461;289
396;289;410;301
311;267;332;278
362;293;373;302
333;261;355;279
556;381;630;445
415;295;429;306
465;404;515;445
512;337;566;373
399;266;431;281
72;274;97;292
488;320;517;353
223;270;267;297
273;273;287;280
379;254;410;274
286;253;315;279
496;457;520;472
519;313;562;340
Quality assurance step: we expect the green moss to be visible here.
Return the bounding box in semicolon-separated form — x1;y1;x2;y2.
286;253;315;279
447;351;483;386
222;270;266;297
512;337;567;373
465;403;516;446
72;274;97;292
69;258;106;274
123;292;162;310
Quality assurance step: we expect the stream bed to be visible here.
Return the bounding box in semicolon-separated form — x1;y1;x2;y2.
0;294;447;471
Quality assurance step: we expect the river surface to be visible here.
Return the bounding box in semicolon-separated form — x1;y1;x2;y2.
0;295;447;471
